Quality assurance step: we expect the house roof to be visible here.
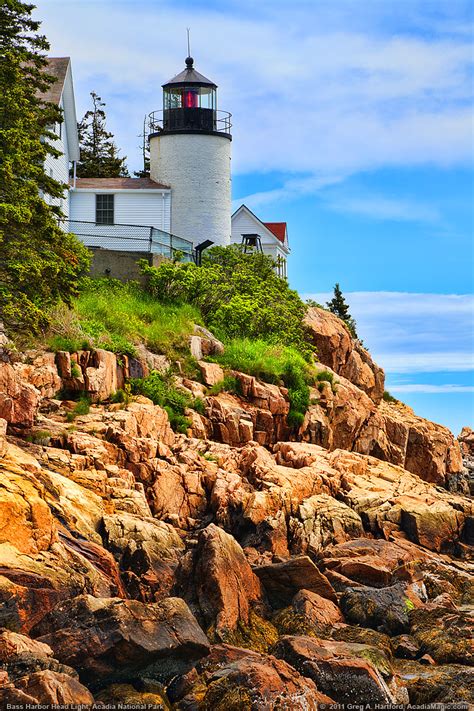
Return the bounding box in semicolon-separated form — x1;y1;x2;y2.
38;57;70;105
263;222;287;244
72;177;170;190
232;204;290;253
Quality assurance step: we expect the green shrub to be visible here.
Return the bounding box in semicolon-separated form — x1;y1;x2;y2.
130;370;193;433
316;370;337;393
110;385;132;406
66;396;91;422
383;390;399;404
193;396;206;415
211;339;313;428
140;246;312;357
26;429;52;445
208;375;241;396
71;363;82;378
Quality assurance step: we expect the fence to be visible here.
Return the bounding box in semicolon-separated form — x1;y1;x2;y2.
64;219;195;261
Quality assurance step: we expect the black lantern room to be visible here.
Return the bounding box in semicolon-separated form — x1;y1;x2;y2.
161;57;231;137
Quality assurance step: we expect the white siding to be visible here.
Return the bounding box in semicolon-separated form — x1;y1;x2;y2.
231;208;288;276
150;132;232;247
70;190;171;230
44;96;71;217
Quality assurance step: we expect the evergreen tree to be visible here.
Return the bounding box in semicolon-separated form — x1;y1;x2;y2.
326;283;358;338
134;115;150;178
0;0;90;333
76;92;129;178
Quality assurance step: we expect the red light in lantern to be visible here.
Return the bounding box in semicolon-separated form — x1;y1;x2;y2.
184;90;198;108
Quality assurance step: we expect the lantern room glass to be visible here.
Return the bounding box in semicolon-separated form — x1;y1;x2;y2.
163;85;216;111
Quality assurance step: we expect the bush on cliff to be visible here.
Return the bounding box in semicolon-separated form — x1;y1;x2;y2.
140;246;312;357
211;338;313;427
130;369;201;433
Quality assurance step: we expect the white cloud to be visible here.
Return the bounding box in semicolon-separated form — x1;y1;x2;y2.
33;0;474;179
322;194;441;223
390;383;474;393
303;292;474;374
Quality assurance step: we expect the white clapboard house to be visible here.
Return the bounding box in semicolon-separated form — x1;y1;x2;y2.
42;56;290;275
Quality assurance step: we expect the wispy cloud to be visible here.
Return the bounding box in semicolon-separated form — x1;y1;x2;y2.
390;383;474;393
303;291;474;375
322;194;441;223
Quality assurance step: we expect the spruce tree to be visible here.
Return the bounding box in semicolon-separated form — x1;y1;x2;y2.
76;92;129;177
0;0;90;333
326;283;358;338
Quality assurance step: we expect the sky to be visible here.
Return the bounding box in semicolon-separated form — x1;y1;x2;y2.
34;0;474;435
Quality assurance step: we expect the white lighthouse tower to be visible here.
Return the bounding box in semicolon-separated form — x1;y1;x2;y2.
149;56;232;248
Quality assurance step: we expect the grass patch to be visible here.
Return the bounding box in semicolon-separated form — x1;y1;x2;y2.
208;375;241;396
211;338;314;427
383;390;399;404
110;385;132;407
44;277;200;360
26;429;53;445
316;369;337;393
130;370;204;433
66;395;91;422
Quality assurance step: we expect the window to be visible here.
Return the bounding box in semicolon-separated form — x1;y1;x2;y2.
96;194;114;225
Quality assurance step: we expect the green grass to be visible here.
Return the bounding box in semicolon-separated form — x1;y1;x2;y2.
316;369;337;393
45;277;200;359
66;395;91;422
208;375;241;396
130;370;205;433
210;338;314;427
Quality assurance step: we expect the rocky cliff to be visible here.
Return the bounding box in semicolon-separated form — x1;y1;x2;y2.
0;307;472;708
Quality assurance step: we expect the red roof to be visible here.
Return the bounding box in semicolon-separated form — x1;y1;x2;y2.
263;222;287;244
72;177;170;189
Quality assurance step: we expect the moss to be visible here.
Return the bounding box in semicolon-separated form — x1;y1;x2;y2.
203;678;253;711
272;607;321;638
359;648;393;678
209;611;278;654
332;625;392;661
95;683;171;709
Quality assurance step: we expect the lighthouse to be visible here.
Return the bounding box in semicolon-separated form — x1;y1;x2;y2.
149;56;232;247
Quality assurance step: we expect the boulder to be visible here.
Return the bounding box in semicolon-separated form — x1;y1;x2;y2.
409;607;474;665
13;670;94;705
192;524;264;634
101;512;184;601
304;307;384;403
83;349;118;401
14;352;62;399
394;659;474;704
32;595;210;681
198;361;224;387
320;538;422;588
292;589;344;628
254;556;337;608
169;643;333;709
340;583;423;636
95;683;169;708
0;362;40;427
290;493;364;556
273;635;403;705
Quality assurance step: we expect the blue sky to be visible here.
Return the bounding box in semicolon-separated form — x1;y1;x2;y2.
35;0;473;434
